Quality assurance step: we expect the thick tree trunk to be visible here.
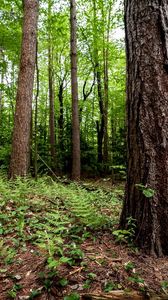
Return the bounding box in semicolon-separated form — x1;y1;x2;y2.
120;0;168;256
9;0;38;178
70;0;81;180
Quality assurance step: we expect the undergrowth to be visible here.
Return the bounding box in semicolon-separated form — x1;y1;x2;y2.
0;174;122;298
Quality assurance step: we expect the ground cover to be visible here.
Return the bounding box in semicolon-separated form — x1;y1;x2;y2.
0;175;168;300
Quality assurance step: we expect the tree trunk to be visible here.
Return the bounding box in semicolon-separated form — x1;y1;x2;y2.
9;0;38;178
92;0;104;165
0;71;4;122
48;0;56;169
58;80;64;152
120;0;168;256
70;0;81;180
102;1;112;167
34;39;39;180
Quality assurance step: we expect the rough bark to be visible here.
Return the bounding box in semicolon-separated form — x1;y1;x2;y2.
70;0;81;180
34;39;39;180
9;0;38;178
120;0;168;256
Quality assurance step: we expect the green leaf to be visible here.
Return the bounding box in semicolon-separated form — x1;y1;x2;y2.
142;188;155;198
59;278;68;287
64;293;80;300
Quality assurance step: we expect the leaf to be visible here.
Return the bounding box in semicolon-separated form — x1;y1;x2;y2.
142;188;155;198
59;278;68;287
64;293;80;300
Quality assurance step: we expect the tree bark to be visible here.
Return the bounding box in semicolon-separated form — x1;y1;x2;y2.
48;0;56;169
120;0;168;256
58;80;64;153
9;0;38;178
70;0;81;180
102;1;112;167
92;0;105;165
34;38;39;180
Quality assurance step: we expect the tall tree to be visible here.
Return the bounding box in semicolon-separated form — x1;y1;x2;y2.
120;0;168;256
92;0;104;165
9;0;39;178
48;0;56;169
70;0;81;180
102;0;113;166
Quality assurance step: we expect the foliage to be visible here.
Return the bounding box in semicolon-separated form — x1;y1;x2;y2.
113;216;136;244
64;293;80;300
135;184;155;198
161;281;168;295
0;175;121;274
0;0;125;176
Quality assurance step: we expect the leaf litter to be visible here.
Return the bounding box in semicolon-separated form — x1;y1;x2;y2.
0;177;168;299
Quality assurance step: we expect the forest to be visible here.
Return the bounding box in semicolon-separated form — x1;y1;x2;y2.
0;0;168;299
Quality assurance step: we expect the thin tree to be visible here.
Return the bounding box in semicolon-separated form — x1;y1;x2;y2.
70;0;80;180
9;0;39;178
92;0;105;165
120;0;168;256
48;0;56;169
34;39;39;180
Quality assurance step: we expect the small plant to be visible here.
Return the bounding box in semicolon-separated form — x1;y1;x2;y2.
39;270;57;291
135;184;155;198
113;216;136;244
87;272;97;280
104;281;118;292
64;292;80;300
124;261;135;272
83;279;91;289
0;240;16;264
7;284;22;299
161;281;168;295
69;247;84;260
128;275;145;285
29;289;42;299
59;278;69;287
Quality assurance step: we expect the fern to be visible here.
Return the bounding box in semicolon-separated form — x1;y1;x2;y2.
60;185;109;229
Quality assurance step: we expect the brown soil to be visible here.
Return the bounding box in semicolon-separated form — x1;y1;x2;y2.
1;232;168;300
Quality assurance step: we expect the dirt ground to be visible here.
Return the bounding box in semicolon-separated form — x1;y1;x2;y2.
1;177;168;300
1;231;168;300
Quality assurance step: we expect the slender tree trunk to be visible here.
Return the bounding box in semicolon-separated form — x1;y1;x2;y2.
0;72;4;122
58;80;64;152
9;0;38;178
48;0;56;169
102;1;112;166
93;0;104;165
70;0;81;180
34;39;39;180
120;0;168;256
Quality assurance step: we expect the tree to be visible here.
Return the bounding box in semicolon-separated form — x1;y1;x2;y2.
70;0;81;180
9;0;39;178
48;0;56;169
120;0;168;256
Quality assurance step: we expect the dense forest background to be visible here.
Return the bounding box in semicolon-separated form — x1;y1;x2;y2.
0;0;125;179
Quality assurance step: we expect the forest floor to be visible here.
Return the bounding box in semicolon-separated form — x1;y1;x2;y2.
0;175;168;300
